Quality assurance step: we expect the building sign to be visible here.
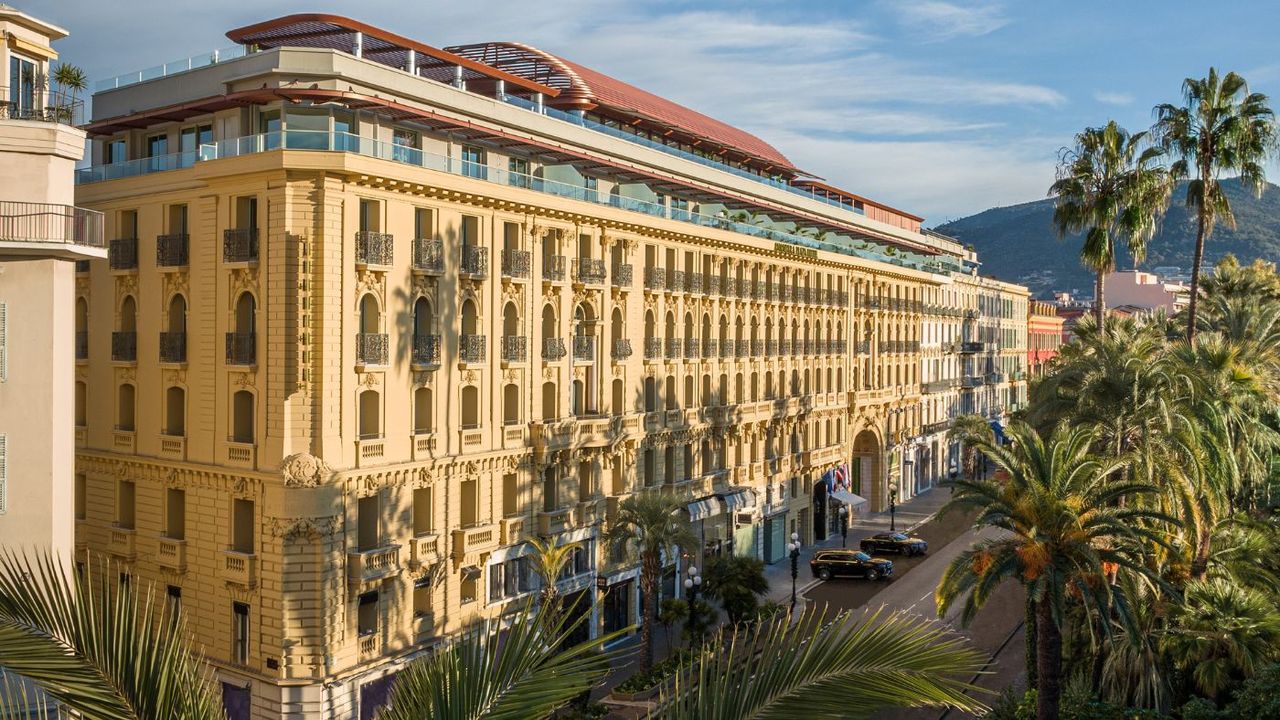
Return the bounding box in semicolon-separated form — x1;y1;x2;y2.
774;242;818;260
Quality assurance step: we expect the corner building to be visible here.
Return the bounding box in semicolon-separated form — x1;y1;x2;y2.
72;14;1028;718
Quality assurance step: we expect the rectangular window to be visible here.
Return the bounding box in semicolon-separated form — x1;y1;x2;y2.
392;128;419;163
232;602;250;664
357;591;379;636
106;139;127;165
413;487;433;534
671;198;691;222
232;499;254;554
117;480;135;529
414;208;434;240
74;473;85;520
508;157;529;188
166;488;185;540
166;585;182;619
357;494;380;551
460;215;479;249
147;134;168;163
502;473;518;517
260;109;281;150
9;55;37;114
413;577;432;618
583;175;598;203
359;198;380;233
460;567;479;604
460;145;486;179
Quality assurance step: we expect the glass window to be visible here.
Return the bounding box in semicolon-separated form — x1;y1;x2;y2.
232;602;250;664
286;109;330;150
147;134;168;158
8;56;36;115
106;139;127;165
461;145;486;179
392;128;419;164
260;109;281;150
508;157;529;189
584;175;598;203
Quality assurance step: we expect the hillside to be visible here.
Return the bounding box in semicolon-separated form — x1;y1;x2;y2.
933;178;1280;297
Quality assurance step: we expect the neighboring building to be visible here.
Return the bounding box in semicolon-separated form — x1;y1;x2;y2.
72;14;1029;719
0;7;105;564
1027;299;1064;377
1105;270;1188;314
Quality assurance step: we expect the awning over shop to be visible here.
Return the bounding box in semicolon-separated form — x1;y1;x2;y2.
686;496;724;522
990;420;1008;444
830;490;868;511
719;488;758;514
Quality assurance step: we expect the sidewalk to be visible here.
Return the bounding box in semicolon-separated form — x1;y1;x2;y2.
762;484;956;613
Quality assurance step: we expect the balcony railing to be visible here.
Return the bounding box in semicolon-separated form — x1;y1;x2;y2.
356;333;389;365
413;334;441;366
155;233;188;267
159;332;186;363
0;201;103;249
542;337;566;361
703;339;717;358
225;332;256;365
611;263;632;287
413;238;443;273
612;338;632;360
751;339;763;356
684;338;700;359
460;245;488;277
572;335;595;361
542;255;566;282
109;238;138;270
669;270;685;293
223;228;258;263
855;340;872;355
355;231;393;266
501;249;530;278
644;338;661;360
766;340;778;356
575;258;606;284
665;338;681;359
644;267;666;291
75;331;88;360
111;331;137;362
460;335;486;364
501;335;527;362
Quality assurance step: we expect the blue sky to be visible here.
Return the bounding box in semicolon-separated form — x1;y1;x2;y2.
24;0;1280;222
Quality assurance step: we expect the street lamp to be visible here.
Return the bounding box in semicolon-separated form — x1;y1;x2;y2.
683;565;703;643
787;532;801;612
838;504;849;548
889;482;899;532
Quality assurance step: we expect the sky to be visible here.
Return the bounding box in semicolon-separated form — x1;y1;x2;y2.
22;0;1280;223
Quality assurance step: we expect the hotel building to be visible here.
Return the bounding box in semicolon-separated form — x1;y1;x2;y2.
71;14;1028;718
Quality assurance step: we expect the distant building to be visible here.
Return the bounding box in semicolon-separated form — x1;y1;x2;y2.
1105;270;1188;314
1027;300;1064;376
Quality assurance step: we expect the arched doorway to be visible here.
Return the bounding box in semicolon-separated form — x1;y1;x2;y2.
811;479;828;542
853;429;884;511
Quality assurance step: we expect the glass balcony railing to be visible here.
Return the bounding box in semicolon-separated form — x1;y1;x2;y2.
75;130;959;275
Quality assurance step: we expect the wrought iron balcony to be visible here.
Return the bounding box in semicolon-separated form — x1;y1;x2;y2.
766;340;778;356
501;335;527;362
502;249;530;278
611;263;632;287
612;339;632;360
460;245;488;277
356;333;389;365
223;228;258;264
75;331;88;360
736;340;747;358
669;270;685;292
543;254;566;282
155;233;188;267
644;337;661;360
684;338;700;359
111;331;136;362
779;339;791;356
643;267;665;291
665;338;681;359
460;335;486;364
542;337;566;361
703;339;717;358
413;238;443;273
751;339;763;356
960;341;985;353
413;334;441;365
572;335;595;361
355;231;393;266
856;340;871;355
225;332;256;365
707;276;721;295
688;274;702;294
159;332;186;363
720;340;733;358
109;237;138;270
575;257;606;284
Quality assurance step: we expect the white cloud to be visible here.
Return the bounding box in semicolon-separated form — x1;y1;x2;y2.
891;1;1010;41
1093;90;1134;106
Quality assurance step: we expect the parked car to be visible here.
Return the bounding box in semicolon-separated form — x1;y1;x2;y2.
809;550;894;581
860;532;929;556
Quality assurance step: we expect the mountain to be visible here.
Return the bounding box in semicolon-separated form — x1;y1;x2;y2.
933;178;1280;297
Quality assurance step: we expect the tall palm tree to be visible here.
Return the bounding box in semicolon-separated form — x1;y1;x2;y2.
1153;68;1278;340
947;413;993;482
1049;121;1174;325
0;552;224;720
524;535;579;628
658;607;988;719
935;422;1170;720
604;491;696;673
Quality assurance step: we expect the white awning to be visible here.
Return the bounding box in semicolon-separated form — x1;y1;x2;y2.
830;489;868;511
687;496;724;522
719;488;758;514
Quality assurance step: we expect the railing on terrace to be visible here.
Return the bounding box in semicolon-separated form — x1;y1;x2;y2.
94;45;248;91
502;249;530;278
1;88;84;125
74;130;961;275
413;238;443;273
0;202;104;248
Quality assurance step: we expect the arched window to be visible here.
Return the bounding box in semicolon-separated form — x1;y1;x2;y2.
232;390;254;443
414;387;433;433
234;292;255;334
611;378;624;414
164;295;187;362
165;386;185;436
359;390;381;438
75;297;88;359
117;384;136;431
359;294;381;334
75;382;87;427
119;295;137;332
504;383;520;425
611;308;624;358
542;381;557;420
665;373;678;411
168;295;187;334
461;385;479;428
413;297;436;365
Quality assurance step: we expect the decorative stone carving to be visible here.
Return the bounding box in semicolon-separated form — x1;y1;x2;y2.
269;516;339;540
281;453;333;488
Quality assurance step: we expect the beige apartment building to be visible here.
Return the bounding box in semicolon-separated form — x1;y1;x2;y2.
0;7;104;563
71;13;1028;718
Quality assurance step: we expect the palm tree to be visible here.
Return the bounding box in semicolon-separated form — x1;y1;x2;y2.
1153;68;1278;340
658;607;987;719
524;535;579;628
1161;578;1280;700
377;599;623;720
947;413;993;482
1049;121;1174;326
603;491;696;673
0;552;224;720
935;421;1170;720
51;63;87;113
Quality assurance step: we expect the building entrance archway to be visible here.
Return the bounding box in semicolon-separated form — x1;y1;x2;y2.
853;429;883;511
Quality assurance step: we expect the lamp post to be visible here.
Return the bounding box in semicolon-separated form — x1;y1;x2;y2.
838;504;849;548
889;483;899;532
683;565;703;644
787;532;801;612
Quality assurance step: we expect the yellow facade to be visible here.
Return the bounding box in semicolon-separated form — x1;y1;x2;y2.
72;20;1029;718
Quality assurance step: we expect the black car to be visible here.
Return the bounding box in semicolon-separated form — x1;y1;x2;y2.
809;550;893;581
860;532;928;556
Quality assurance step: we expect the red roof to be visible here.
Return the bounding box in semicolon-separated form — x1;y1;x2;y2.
445;41;798;173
